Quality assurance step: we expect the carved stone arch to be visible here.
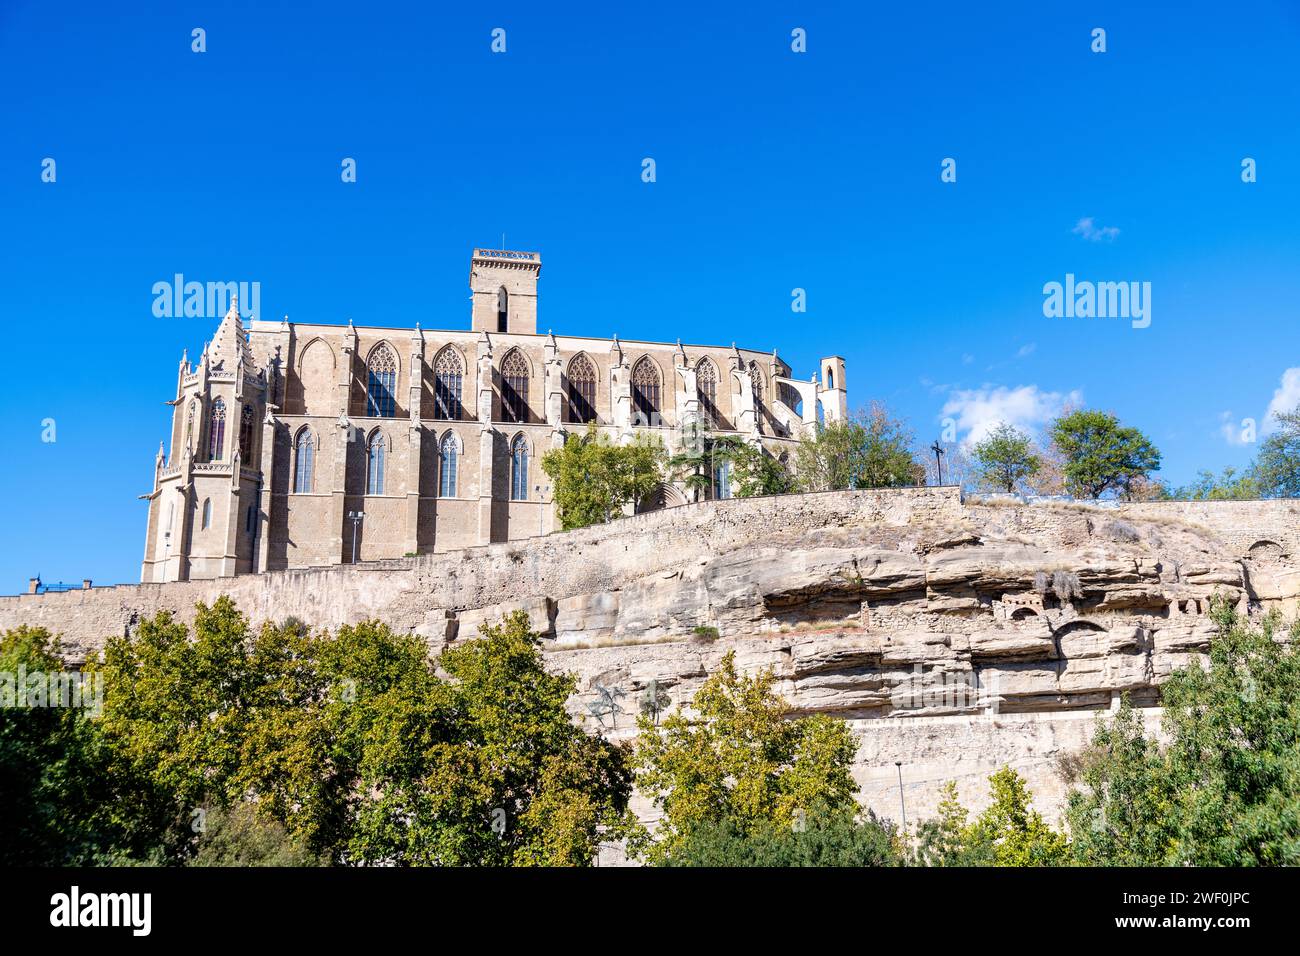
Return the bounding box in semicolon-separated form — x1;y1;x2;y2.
1052;618;1110;665
500;347;532;423
631;354;664;425
430;344;467;421
566;352;598;424
1246;540;1286;563
508;430;535;457
695;355;722;427
1009;606;1039;621
293;337;337;416
439;428;465;455
637;480;687;514
365;341;400;418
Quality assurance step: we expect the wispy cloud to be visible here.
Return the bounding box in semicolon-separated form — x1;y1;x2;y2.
1219;410;1251;446
1016;343;1036;359
940;384;1083;447
1264;367;1300;431
1072;216;1120;242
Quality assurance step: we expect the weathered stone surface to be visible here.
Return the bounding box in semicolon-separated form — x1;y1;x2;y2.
6;488;1300;825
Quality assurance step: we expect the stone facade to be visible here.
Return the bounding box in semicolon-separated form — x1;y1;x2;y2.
139;248;848;583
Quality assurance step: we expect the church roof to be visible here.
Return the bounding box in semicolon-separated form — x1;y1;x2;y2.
204;296;257;378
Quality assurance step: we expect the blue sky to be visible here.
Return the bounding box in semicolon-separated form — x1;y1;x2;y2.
1;0;1298;589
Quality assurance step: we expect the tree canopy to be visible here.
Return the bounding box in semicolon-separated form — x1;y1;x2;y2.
1048;409;1161;499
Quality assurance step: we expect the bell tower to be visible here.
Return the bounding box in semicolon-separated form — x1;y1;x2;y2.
469;248;541;335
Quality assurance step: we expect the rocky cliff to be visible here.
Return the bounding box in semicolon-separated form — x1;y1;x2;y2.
4;489;1298;833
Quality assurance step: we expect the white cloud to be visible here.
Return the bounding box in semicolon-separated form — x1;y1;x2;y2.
1219;410;1249;446
1264;367;1300;431
1016;343;1036;359
1072;216;1120;242
940;384;1083;447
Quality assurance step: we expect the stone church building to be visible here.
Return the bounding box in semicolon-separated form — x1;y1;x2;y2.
140;248;848;582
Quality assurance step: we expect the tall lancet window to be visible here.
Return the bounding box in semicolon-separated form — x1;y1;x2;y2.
433;347;463;420
510;435;529;501
239;404;255;462
366;345;397;418
294;428;315;493
208;398;227;460
496;287;509;334
185;401;196;454
367;431;386;495
632;357;661;425
439;433;459;498
696;358;719;428
748;361;765;405
567;354;596;424
501;350;529;424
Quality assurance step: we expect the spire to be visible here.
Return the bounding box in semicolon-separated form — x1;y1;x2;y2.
204;295;256;376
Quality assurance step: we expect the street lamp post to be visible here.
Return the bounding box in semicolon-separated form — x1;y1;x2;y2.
348;510;365;564
894;760;908;832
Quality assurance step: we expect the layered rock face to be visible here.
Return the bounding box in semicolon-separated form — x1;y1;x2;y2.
4;489;1298;830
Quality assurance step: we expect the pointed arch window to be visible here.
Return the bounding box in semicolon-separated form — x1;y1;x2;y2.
201;498;212;529
567;354;597;424
696;359;719;428
208;398;227;460
713;459;732;500
510;435;529;501
497;287;509;334
433;348;463;421
366;345;397;418
185;401;196;454
239;404;255;462
501;350;529;424
748;361;765;404
439;433;459;498
632;357;661;425
367;431;386;495
294;428;315;493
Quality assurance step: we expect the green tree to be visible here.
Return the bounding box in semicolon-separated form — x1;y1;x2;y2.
970;422;1040;493
911;781;982;866
346;610;635;866
188;803;325;867
965;766;1069;866
1065;603;1300;866
1167;466;1260;501
794;402;924;492
1252;407;1300;498
663;811;899;867
630;651;859;864
1;625;162;865
728;437;794;497
541;424;666;529
1048;409;1161;499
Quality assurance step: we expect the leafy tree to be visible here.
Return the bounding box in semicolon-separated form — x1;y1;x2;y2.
0;625;161;865
795;402;924;491
911;781;983;866
970;422;1040;493
663;811;899;867
1167;467;1260;501
667;420;723;502
630;650;859;864
1252;407;1300;498
93;600;634;866
346;610;635;866
728;438;794;497
1048;409;1160;499
911;772;1065;866
541;424;666;529
188;802;325;867
1065;603;1300;865
965;766;1068;866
